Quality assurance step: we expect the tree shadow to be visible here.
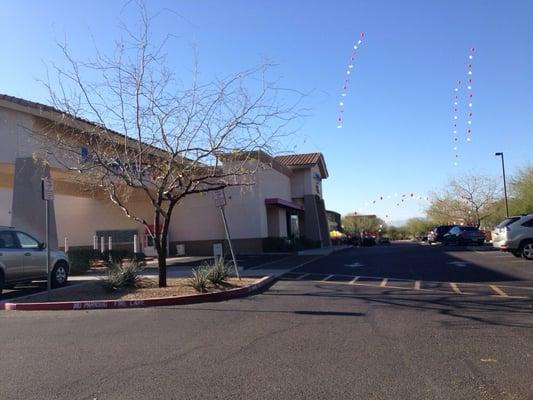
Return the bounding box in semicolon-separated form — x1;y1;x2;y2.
263;284;533;329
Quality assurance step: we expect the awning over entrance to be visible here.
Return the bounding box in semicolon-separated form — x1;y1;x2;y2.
265;198;304;211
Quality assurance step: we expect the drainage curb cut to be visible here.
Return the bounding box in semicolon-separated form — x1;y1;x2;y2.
2;275;275;311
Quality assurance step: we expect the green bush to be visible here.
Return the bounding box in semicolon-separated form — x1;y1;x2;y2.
67;248;102;274
102;249;134;263
104;261;142;291
206;259;230;285
189;266;209;292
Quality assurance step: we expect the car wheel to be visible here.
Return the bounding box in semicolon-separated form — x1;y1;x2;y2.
51;261;69;288
521;241;533;260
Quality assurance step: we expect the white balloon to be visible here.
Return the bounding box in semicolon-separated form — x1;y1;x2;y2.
353;45;358;50
454;116;458;120
467;85;472;90
469;55;473;60
454;102;458;106
337;125;343;129
339;102;344;106
466;137;471;142
357;40;362;45
468;121;472;125
346;70;351;75
348;64;354;68
468;71;472;75
341;93;347;97
454;88;459;92
469;103;473;107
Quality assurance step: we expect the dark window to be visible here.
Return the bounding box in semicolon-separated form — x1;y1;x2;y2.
96;229;137;244
496;217;520;229
0;231;17;249
461;227;479;231
522;218;533;228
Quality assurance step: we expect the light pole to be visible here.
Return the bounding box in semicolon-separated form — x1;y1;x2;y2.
495;152;509;218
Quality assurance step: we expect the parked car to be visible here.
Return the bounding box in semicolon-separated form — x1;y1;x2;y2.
443;226;486;246
376;236;391;244
361;236;376;247
492;214;533;260
0;226;70;293
427;225;457;244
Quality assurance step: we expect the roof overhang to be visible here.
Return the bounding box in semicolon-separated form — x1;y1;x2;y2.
265;198;304;211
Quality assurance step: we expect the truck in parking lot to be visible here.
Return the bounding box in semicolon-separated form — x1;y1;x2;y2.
492;214;533;260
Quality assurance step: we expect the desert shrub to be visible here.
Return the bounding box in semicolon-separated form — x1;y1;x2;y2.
102;249;134;263
189;266;210;292
67;248;102;274
104;261;142;291
206;259;230;285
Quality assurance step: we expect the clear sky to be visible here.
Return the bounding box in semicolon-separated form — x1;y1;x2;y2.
1;0;532;223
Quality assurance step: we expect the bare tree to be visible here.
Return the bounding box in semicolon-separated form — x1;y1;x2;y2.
33;4;302;287
427;173;502;227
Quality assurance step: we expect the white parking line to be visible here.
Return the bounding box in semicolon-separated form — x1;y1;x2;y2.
295;273;310;280
323;274;334;281
380;278;388;287
349;276;360;284
490;285;508;297
414;281;421;290
449;282;462;294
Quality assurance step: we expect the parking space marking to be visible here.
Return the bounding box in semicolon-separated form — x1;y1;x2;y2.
490;285;508;297
449;282;462;294
284;272;532;299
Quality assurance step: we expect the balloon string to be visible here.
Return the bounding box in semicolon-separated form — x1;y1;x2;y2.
337;32;365;129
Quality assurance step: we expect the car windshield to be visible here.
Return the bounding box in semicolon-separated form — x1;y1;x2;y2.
496;217;521;229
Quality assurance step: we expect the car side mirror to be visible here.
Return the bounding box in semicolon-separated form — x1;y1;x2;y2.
38;242;46;250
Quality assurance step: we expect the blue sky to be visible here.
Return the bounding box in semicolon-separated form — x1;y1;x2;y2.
1;0;532;223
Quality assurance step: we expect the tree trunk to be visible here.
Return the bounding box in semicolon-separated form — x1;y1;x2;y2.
158;250;167;287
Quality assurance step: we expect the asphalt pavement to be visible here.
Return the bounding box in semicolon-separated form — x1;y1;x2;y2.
1;242;532;399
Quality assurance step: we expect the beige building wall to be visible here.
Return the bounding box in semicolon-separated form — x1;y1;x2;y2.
0;187;13;226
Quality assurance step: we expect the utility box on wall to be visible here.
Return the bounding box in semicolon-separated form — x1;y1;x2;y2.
176;244;185;256
213;243;223;262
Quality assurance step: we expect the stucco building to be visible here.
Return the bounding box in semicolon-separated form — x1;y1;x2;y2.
0;94;331;256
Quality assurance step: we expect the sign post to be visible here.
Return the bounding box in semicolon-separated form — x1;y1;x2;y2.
213;189;240;279
41;177;54;300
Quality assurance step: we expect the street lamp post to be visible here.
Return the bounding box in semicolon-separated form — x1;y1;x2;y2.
495;152;509;218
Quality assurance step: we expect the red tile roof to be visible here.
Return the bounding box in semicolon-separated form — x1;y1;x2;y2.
274;152;328;178
274;153;322;167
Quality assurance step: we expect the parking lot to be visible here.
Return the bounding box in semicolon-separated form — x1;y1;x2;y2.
286;241;533;299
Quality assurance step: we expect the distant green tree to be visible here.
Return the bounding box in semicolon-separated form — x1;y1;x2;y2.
404;218;434;238
426;173;501;228
342;214;384;235
510;165;533;214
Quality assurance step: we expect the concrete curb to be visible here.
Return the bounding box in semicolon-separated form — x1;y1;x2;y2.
2;275;276;311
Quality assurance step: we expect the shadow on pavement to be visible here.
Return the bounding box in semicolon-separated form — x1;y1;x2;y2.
264;284;533;329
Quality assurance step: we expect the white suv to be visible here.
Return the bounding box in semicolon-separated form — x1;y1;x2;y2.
492;214;533;260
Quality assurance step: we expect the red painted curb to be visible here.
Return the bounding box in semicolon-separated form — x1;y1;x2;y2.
3;275;276;311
